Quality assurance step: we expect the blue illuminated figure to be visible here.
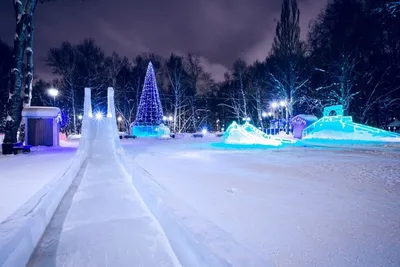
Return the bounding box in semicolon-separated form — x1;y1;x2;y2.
131;62;168;137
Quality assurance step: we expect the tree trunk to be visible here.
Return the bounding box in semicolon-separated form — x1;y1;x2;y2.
4;3;27;144
4;0;38;145
23;0;38;106
71;88;77;133
191;99;196;131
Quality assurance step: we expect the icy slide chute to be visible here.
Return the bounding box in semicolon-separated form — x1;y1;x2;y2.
222;122;294;146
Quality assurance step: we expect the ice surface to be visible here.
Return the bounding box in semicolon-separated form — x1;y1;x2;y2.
303;115;400;142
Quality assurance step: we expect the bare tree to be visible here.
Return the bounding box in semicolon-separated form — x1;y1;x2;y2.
47;42;80;132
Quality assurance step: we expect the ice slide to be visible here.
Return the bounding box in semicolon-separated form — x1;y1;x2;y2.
222;121;295;146
302;115;400;142
27;88;181;267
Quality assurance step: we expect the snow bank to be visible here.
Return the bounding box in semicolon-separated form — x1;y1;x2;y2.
67;134;81;140
0;152;86;267
0;134;4;145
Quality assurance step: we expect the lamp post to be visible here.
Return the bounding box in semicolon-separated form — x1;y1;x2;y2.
117;116;123;132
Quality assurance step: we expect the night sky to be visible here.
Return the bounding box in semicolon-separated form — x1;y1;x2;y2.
0;0;326;81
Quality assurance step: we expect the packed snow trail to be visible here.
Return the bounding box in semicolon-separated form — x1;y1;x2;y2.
28;88;181;267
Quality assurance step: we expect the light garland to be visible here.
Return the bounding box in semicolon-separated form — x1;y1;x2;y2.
133;62;164;126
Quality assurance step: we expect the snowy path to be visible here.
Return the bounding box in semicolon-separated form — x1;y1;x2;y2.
28;120;181;267
124;139;400;267
0;146;76;223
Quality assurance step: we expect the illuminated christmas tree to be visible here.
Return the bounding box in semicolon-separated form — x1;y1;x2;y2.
132;62;169;137
134;62;163;126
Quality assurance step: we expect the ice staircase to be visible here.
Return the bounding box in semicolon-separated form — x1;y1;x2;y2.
302;115;400;142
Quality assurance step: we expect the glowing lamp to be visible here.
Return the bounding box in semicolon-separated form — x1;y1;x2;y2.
48;88;59;97
117;116;122;122
271;102;278;109
77;114;83;120
279;100;286;107
168;116;173;121
95;112;103;120
262;112;267;118
201;129;207;134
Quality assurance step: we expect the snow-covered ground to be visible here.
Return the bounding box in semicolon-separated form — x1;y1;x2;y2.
2;128;400;266
0;145;76;223
122;138;400;267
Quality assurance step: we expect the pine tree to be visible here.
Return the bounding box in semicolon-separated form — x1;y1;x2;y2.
268;0;309;123
133;62;163;126
271;0;301;59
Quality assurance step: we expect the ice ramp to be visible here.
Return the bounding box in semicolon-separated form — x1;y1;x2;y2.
302;115;400;142
242;122;296;144
222;122;283;146
27;88;182;267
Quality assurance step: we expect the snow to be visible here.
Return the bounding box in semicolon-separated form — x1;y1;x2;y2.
303;130;400;143
22;106;60;118
2;86;400;266
0;146;77;223
122;138;400;266
0;146;83;267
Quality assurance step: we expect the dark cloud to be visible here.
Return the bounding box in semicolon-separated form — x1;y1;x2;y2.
0;0;326;82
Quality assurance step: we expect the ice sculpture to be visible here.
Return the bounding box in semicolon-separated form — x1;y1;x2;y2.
242;122;296;144
302;105;400;142
78;87;123;156
222;122;283;146
107;87;123;154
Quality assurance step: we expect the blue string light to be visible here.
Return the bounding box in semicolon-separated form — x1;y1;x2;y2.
133;62;164;126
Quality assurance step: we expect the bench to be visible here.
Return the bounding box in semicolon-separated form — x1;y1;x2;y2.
192;133;203;138
123;135;137;139
13;145;31;154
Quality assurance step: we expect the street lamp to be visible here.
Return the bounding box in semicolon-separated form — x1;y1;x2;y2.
262;111;267;118
47;88;59;105
279;100;286;107
117;116;122;122
77;114;83;120
168;116;173;122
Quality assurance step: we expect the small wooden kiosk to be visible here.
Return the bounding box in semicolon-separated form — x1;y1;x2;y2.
22;107;61;146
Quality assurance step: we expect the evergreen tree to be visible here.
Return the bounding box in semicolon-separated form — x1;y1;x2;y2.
271;0;301;59
133;62;163;126
269;0;309;121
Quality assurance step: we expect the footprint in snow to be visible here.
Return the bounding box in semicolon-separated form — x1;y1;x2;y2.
227;187;238;194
